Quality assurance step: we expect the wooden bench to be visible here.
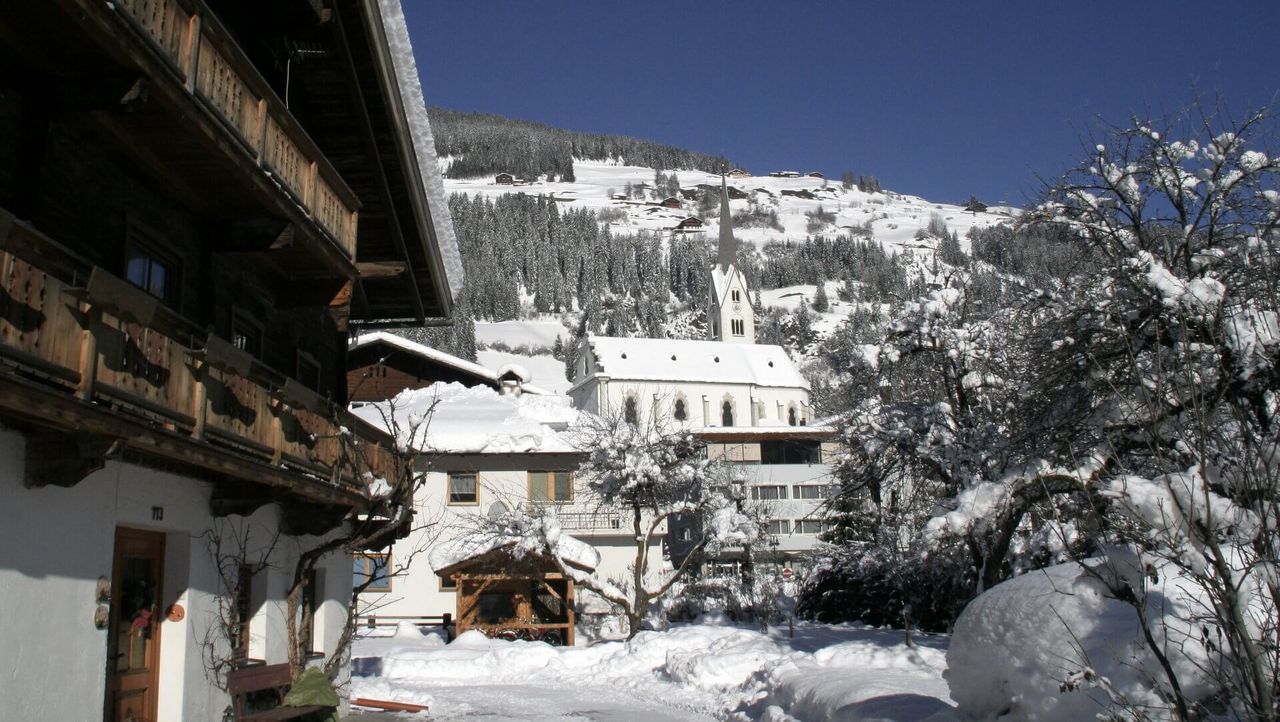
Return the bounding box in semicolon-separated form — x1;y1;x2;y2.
227;663;332;721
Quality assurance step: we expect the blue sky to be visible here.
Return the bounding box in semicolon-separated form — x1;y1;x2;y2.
404;1;1279;206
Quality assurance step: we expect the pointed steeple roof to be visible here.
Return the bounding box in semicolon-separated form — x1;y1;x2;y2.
717;174;736;269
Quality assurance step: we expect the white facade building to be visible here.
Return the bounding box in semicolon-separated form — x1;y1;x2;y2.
0;430;354;722
567;176;840;577
350;382;664;628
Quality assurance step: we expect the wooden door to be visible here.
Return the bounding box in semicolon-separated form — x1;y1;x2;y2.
106;528;165;722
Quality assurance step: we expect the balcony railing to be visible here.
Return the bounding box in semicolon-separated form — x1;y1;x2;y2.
557;510;625;532
110;0;358;257
0;219;395;495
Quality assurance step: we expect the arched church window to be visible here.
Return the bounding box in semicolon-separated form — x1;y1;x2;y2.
788;405;797;426
721;400;734;427
624;395;639;426
731;290;740;302
673;398;687;421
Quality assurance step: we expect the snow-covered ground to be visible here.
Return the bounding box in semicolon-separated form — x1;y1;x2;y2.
350;621;954;721
444;160;1011;256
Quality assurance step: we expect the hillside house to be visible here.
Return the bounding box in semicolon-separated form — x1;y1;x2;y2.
0;1;461;719
769;171;802;178
726;168;751;178
494;173;515;185
659;196;682;209
350;383;663;640
806;171;825;178
674;216;706;232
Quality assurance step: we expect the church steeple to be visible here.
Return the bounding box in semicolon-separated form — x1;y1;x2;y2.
717;174;736;269
707;173;755;344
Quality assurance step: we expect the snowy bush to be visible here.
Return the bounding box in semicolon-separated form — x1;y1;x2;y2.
948;554;1225;721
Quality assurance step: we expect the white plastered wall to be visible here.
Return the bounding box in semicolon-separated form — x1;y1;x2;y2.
0;429;354;721
357;466;665;625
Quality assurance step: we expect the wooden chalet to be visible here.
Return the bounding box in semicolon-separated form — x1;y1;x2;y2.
806;171;825;179
0;1;459;720
347;331;499;402
659;196;682;209
726;168;751;178
674;216;706;232
494;172;514;185
435;542;591;647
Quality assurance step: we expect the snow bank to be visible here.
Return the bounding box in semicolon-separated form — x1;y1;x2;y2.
947;556;1218;721
352;622;955;721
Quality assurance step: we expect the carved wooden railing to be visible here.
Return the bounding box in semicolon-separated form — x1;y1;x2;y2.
110;0;359;257
0;230;396;494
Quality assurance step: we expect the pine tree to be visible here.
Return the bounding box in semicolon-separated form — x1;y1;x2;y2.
812;281;829;313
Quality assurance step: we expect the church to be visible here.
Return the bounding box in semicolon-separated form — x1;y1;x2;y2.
567;177;813;429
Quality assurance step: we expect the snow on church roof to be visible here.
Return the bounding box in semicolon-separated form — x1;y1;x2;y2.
349;382;582;454
580;336;809;389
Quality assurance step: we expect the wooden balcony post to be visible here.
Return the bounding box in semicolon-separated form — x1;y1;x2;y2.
270;400;284;466
189;358;208;441
182;14;202;92
76;302;100;402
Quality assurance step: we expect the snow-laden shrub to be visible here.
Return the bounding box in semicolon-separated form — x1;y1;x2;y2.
797;540;972;633
947;554;1222;721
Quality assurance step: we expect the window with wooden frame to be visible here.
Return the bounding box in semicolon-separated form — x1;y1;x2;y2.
353;553;391;593
124;219;182;306
296;350;321;391
439;574;457;591
447;472;479;505
528;471;573;503
230;309;264;359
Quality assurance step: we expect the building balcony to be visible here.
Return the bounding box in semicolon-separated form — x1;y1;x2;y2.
122;0;358;254
0;213;396;512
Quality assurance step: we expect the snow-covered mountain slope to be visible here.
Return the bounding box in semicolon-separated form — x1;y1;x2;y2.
443;160;1013;255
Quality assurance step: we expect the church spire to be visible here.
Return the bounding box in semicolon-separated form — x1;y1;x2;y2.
717;173;736;269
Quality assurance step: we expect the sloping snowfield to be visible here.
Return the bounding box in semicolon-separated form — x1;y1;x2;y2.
444;160;1011;256
350;621;954;721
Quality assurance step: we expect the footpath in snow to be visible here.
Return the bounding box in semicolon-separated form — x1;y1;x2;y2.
350;620;954;721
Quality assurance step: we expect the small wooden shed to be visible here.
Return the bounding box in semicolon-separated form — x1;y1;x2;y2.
434;542;595;646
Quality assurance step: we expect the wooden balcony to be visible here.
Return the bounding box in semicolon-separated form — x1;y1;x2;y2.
102;0;360;258
0;213;396;508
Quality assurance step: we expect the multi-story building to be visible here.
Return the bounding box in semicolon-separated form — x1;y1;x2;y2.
347;337;665;642
568;178;839;579
0;1;459;719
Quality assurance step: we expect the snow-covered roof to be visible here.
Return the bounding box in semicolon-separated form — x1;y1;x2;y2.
351;332;552;395
429;530;599;574
696;424;837;439
579;336;809;389
352;331;497;384
349;382;583;454
376;0;464;300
